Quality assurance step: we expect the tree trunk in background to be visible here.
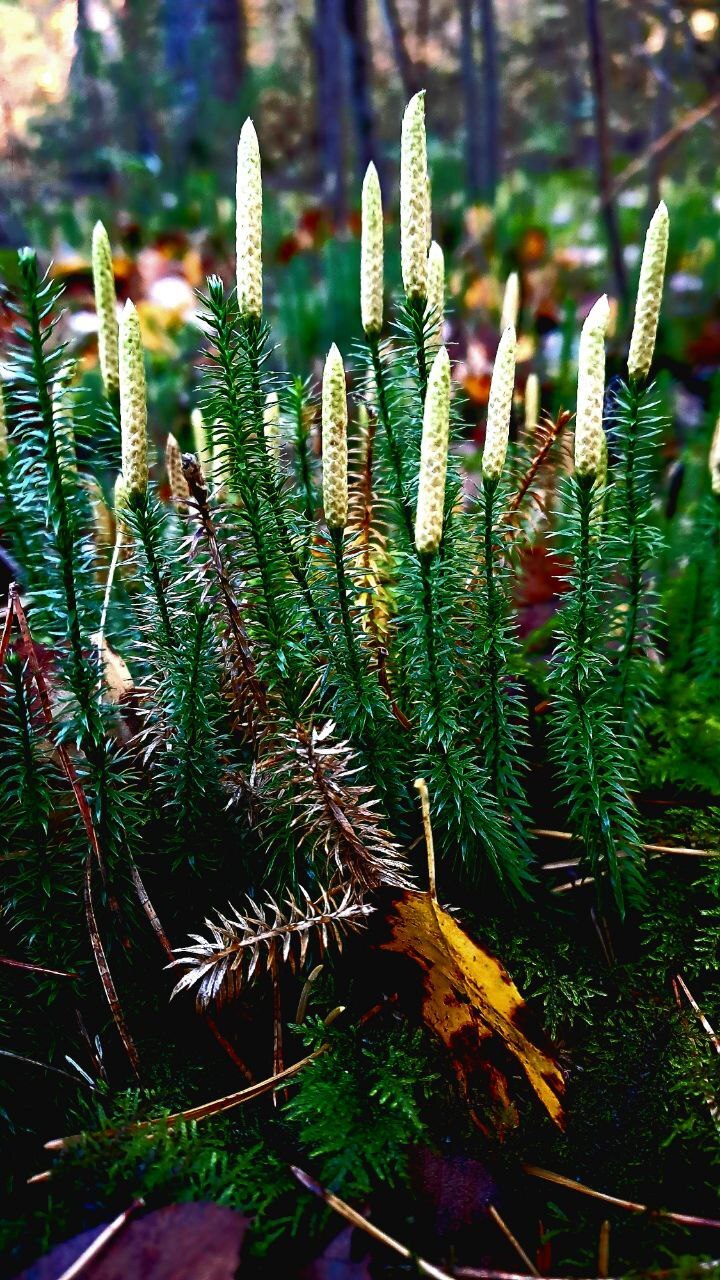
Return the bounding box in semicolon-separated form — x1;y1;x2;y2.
459;0;482;196
379;0;418;100
70;0;105;154
343;0;378;183
206;0;247;102
585;0;628;303
315;0;346;225
119;0;160;159
647;0;673;213
477;0;500;200
416;0;430;82
163;0;204;126
163;0;246;119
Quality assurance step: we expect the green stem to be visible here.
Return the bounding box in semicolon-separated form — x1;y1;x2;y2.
0;459;28;566
407;294;428;403
617;383;640;713
483;480;502;792
243;320;334;653
20;255;99;751
132;496;174;647
368;336;415;544
331;527;363;687
420;552;443;738
293;383;315;524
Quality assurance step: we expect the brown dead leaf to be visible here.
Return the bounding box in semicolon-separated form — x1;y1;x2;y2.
380;890;565;1135
18;1203;249;1280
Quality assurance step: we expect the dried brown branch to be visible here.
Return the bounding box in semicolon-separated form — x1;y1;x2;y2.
504;411;570;528
286;720;411;893
6;585;139;1076
169;883;371;1010
182;454;268;732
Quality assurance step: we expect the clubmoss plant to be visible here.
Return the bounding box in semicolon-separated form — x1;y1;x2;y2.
549;297;644;914
91;221;120;405
613;203;669;735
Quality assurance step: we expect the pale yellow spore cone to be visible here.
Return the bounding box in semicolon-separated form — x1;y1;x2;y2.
500;271;520;334
119;300;148;499
575;295;609;480
322;344;348;530
92;221;119;397
483;325;516;484
361;162;384;336
236;118;263;319
166;432;190;508
628;201;669;383
524;372;540;434
415;346;451;556
400;91;429;301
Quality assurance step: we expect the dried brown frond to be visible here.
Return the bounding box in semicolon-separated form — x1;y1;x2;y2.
169;882;371;1009
283;720;412;893
346;406;393;645
504;409;569;533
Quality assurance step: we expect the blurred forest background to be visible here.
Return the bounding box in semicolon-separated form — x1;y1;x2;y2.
0;0;719;426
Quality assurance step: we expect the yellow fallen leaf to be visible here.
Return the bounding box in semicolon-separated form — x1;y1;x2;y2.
380;890;565;1134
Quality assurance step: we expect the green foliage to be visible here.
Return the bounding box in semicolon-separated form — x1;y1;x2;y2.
608;378;665;741
548;475;644;915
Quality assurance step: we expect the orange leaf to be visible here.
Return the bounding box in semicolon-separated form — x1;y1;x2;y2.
380;890;565;1135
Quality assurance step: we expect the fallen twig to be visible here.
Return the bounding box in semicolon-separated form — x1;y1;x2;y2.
55;1199;144;1280
674;973;720;1054
523;1165;720;1229
533;829;720;859
488;1204;539;1276
45;1046;328;1151
291;1166;454;1280
0;956;77;980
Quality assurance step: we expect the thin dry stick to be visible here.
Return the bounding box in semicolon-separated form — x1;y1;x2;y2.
488;1205;539;1276
672;978;719;1125
414;777;436;899
598;1219;610;1279
523;1165;720;1229
291;1166;454;1280
456;1267;720;1280
674;973;720;1053
533;829;719;859
84;853;140;1078
96;533;122;689
270;940;285;1106
0;1047;96;1088
609;92;720;200
129;862;173;959
0;599;14;667
55;1199;144;1280
0;956;77;979
45;1046;328;1151
204;1015;254;1083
